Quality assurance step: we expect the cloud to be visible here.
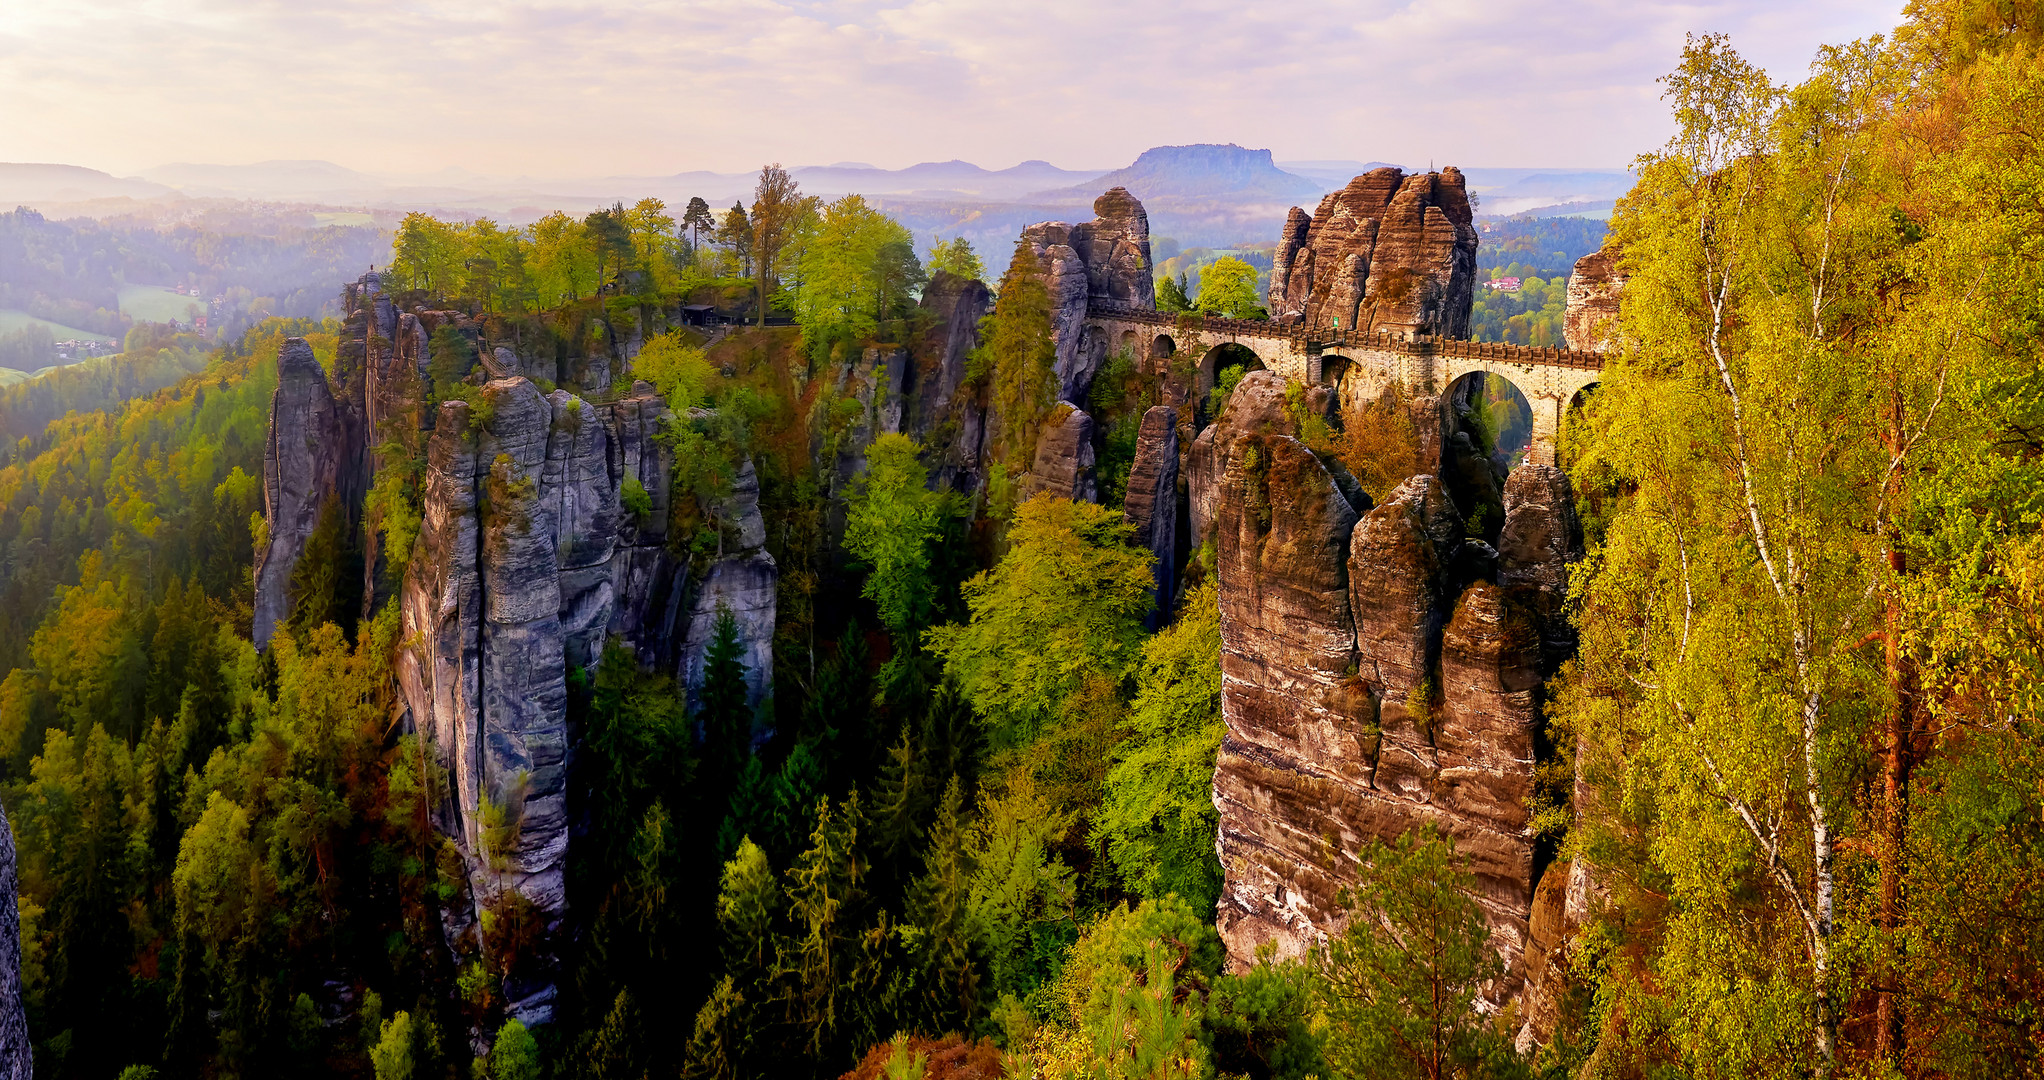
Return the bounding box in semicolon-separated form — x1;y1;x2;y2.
0;0;1905;179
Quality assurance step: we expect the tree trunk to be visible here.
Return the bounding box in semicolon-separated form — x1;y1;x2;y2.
1877;388;1913;1066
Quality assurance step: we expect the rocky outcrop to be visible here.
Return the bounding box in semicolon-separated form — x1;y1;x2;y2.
1187;372;1296;549
1122;406;1179;622
911;271;994;486
1210;419;1369;966
1020;189;1158;400
1266;168;1478;339
1213;436;1575;1015
392;375;778;1024
680;457;777;711
1497;464;1583;669
265;276;784;1027
1024;403;1097;503
0;799;28;1080
1562;247;1625;352
254;338;352;646
1069;188;1155;309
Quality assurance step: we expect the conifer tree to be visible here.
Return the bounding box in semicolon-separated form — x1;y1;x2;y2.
909;776;977;1031
785;793;869;1059
698;605;751;820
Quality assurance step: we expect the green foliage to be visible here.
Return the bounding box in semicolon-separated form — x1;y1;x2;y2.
927;495;1154;749
926;237;986;283
1018;896;1221;1079
973;243;1061;465
795;195;924;362
1194;255;1266;319
1094;581;1224;910
371;1009;441;1080
489;1019;541;1080
1469;274;1568;346
634;330;715;409
1314;829;1519;1080
844;434;963;642
619;475;652;523
1155;273;1194;314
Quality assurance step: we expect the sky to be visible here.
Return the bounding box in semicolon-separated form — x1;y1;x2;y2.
0;0;1908;180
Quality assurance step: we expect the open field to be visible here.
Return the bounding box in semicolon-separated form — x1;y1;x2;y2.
0;309;116;342
314;211;376;227
118;284;208;324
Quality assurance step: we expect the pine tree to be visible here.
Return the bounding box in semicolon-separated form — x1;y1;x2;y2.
587;989;647;1080
785;793;869;1060
698;604;751;821
909;776;977;1031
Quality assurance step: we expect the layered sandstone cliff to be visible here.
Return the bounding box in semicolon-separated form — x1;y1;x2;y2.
1019;188;1156;401
0;799;27;1080
253;338;356;646
1562;247;1625;352
1267;167;1478;339
1210;383;1581;1021
262;276;785;1024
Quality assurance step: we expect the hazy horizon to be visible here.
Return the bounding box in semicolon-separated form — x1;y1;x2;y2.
4;0;1904;181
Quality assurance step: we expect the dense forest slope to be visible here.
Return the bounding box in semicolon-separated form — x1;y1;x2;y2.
2;5;2043;1080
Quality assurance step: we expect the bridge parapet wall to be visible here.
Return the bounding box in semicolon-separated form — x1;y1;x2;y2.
1083;305;1604;463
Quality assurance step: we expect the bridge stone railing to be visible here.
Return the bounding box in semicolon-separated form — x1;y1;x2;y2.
1086;304;1604;372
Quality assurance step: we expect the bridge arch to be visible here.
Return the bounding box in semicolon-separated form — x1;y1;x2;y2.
1435;354;1601;467
1152;334;1177;362
1198;342;1267;421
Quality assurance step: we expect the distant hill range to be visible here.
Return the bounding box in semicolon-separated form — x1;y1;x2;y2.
1033;144;1324;202
0;163;171;204
0;148;1631;247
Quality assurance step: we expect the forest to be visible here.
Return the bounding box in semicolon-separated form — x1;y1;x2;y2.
0;206;388;353
2;2;2042;1079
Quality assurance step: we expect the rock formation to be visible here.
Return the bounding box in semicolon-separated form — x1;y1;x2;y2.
1266;167;1478;339
266;274;784;1026
1020;188;1157;401
1069;188;1155;310
1497;464;1584;670
0;799;28;1080
1024;403;1097;503
1210;380;1579;1013
1562;247;1625;352
1122;405;1179;622
254;338;355;646
911;271;995;486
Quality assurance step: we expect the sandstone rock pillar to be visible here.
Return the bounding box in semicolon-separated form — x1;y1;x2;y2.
1123;405;1179;624
0;799;28;1080
254;338;347;647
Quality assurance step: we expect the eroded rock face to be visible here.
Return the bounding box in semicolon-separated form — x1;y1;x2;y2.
1069;187;1155;309
1267;167;1478;339
392;375;775;1025
912;271;994;487
1123;405;1179;622
1213;447;1571;1015
0;799;28;1080
680;457;778;712
1498;463;1584;668
1351;475;1463;709
1210;425;1368;966
1025;403;1097;503
1563;247;1625;352
254;338;350;647
1021;189;1159;400
1188;371;1296;549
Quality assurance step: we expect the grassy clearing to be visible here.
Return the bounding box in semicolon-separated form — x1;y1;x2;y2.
0;368;31;387
118;284;208;324
0;309;115;342
314;211;376;227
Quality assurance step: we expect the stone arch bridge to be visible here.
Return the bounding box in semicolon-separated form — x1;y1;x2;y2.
1085;304;1604;464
